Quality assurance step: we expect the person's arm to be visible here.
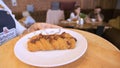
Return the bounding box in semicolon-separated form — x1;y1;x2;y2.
67;13;75;21
70;12;80;21
11;14;26;35
70;12;76;19
97;14;104;22
15;20;26;35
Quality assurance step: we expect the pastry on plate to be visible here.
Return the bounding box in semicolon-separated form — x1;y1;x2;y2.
27;32;77;52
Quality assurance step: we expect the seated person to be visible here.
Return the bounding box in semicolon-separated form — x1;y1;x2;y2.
67;5;81;22
67;5;86;23
0;1;61;45
85;6;104;24
19;11;36;28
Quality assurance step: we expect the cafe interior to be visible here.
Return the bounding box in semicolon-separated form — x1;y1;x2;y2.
0;0;120;68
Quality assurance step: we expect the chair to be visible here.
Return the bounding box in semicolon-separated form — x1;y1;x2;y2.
46;9;64;25
51;1;60;10
103;28;120;49
108;16;120;29
60;1;76;10
59;1;76;19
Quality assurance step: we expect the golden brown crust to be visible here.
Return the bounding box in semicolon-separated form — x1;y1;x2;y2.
27;32;77;52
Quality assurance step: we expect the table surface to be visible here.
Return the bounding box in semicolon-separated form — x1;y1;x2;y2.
0;29;120;68
58;21;107;29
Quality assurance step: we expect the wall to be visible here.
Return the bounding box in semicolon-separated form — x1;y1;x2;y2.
3;0;117;13
116;0;120;9
113;0;120;18
3;0;79;12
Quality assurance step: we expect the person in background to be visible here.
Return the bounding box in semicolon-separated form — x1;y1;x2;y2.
0;3;25;45
67;5;81;22
0;1;61;45
19;11;36;28
85;6;104;23
67;5;86;23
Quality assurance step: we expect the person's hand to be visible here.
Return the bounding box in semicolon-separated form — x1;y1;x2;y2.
96;14;103;22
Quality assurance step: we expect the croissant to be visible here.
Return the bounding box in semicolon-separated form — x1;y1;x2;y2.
27;32;77;52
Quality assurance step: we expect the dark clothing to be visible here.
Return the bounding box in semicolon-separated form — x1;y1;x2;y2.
0;10;17;45
0;10;16;32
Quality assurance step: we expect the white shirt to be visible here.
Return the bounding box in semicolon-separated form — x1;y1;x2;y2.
70;12;78;19
24;16;35;25
67;12;80;21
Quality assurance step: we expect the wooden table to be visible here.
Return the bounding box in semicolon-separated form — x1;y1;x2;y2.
0;29;120;68
58;22;92;29
58;21;107;29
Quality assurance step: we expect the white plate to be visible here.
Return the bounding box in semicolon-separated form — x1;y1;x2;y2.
14;28;87;67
